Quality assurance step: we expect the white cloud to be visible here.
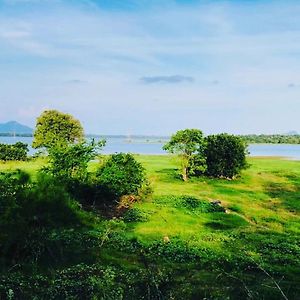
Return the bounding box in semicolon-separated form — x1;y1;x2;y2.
0;0;300;134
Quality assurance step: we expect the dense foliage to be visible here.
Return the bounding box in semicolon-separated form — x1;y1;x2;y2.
239;134;300;144
205;133;248;178
0;171;82;267
32;110;84;149
164;130;248;179
45;140;105;181
96;153;146;200
0;142;28;161
163;129;206;181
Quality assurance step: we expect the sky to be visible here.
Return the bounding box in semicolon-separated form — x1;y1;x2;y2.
0;0;300;135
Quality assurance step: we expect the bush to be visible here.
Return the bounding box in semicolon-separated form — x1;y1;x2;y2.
0;142;28;161
45;140;105;181
122;208;149;222
0;171;83;267
95;153;146;201
0;263;174;300
205;134;248;178
154;195;225;213
42;141;106;206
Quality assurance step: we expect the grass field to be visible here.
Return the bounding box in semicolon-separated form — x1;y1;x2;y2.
1;155;299;298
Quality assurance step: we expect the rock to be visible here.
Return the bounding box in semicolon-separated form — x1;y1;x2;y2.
210;200;222;205
163;236;170;243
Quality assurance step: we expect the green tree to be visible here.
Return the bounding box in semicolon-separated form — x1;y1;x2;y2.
42;140;105;205
205;133;248;179
163;129;206;181
32;110;84;149
45;140;105;181
96;153;146;200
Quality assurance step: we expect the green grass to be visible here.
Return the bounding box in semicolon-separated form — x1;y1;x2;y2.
0;157;46;179
134;155;300;232
1;155;300;298
1;155;299;238
128;155;299;297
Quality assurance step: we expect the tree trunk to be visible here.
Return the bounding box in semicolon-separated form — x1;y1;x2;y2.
182;166;188;181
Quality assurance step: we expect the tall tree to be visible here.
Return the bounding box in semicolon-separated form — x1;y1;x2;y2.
32;110;84;149
205;133;248;179
163;129;205;181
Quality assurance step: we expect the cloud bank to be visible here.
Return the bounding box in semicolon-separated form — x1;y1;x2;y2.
140;75;194;84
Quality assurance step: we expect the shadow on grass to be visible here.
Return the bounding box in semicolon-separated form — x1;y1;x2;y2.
155;168;182;182
205;213;248;230
205;181;264;200
265;174;300;212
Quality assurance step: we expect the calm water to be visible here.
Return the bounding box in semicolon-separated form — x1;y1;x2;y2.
1;136;300;159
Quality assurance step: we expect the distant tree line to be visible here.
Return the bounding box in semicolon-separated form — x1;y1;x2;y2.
238;134;300;144
1;128;300;144
0;133;33;137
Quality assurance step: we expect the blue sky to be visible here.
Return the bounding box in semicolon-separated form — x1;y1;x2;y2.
0;0;300;135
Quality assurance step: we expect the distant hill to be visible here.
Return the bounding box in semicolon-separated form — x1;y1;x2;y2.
0;121;33;134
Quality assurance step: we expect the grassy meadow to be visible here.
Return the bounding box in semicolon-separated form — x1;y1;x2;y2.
0;155;299;299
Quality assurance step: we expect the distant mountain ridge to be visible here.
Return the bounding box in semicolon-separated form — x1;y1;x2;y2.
0;121;33;134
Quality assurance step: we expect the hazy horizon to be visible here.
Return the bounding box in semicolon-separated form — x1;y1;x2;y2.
0;119;299;136
1;0;300;135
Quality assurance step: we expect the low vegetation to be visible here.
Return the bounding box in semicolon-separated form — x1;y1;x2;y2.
0;155;299;299
0;142;28;161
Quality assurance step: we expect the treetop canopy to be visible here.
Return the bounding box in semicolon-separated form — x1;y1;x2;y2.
32;110;84;149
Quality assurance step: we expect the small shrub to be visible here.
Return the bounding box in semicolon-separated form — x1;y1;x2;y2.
122;208;149;223
181;196;200;209
96;153;147;200
154;195;225;213
147;239;199;262
0;142;28;161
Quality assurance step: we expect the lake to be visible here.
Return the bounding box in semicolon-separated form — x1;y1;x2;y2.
1;136;300;159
